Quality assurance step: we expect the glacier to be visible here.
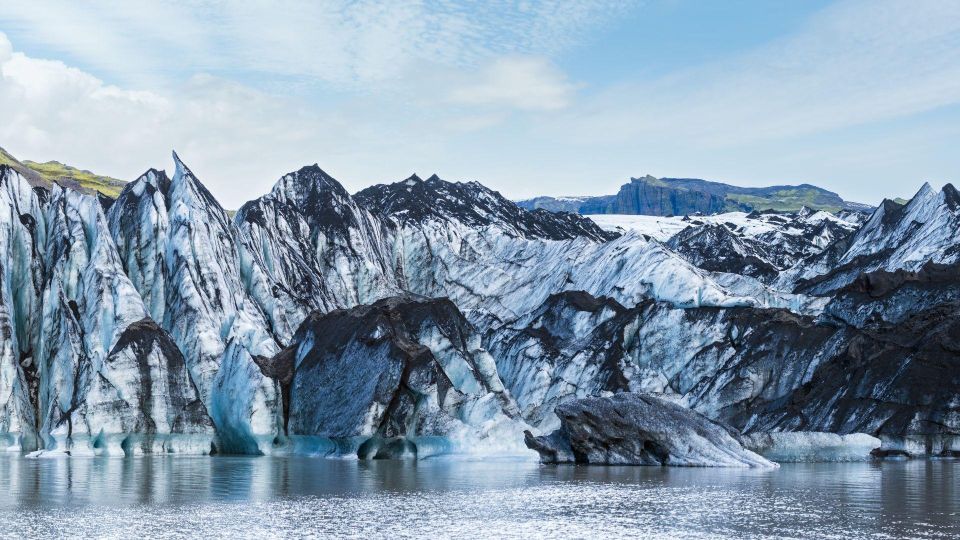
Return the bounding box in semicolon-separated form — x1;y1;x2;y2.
0;154;958;461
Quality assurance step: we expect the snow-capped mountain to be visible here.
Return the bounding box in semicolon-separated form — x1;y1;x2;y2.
0;154;957;460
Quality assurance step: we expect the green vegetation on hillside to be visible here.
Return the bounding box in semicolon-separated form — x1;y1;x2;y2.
22;160;126;198
0;146;126;198
726;188;842;213
650;176;855;213
0;147;27;169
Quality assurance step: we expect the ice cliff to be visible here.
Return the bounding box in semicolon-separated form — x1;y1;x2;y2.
1;155;957;460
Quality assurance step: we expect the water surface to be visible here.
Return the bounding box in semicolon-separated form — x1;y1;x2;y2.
0;455;956;538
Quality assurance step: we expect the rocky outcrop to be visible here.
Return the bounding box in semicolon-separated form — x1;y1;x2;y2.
0;146;126;198
517;176;868;216
524;393;774;467
610;176;733;216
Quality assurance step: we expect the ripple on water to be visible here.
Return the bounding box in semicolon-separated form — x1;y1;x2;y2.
0;457;957;539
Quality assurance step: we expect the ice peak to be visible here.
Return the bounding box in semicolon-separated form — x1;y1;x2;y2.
0;164;18;184
291;164;340;187
170;150;205;194
270;164;351;206
171;150;193;180
298;163;334;178
167;150;227;217
913;181;935;201
0;165;36;198
897;181;940;218
941;182;960;211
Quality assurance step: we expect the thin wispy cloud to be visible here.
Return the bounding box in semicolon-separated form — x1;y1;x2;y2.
447;56;578;111
0;0;631;90
0;0;957;207
0;1;631;207
554;0;960;145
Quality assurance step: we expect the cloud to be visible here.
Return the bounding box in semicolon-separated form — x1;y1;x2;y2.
0;30;566;208
0;35;169;149
1;0;957;210
0;1;631;91
551;0;960;145
0;33;10;62
0;1;629;207
0;32;358;207
447;56;577;111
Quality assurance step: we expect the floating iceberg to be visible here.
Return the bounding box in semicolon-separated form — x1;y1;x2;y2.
525;393;776;468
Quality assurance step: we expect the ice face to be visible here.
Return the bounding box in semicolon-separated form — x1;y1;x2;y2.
1;155;282;455
2;158;957;460
37;185;215;454
0;168;45;449
0;169;217;455
783;184;960;294
278;297;528;457
743;432;881;462
121;153;283;454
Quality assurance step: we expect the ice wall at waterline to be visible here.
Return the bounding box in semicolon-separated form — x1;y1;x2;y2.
108;154;283;454
1;155;957;458
0;166;45;450
264;296;529;459
0;167;215;455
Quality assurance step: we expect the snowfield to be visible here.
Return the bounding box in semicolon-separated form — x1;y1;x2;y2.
587;211;856;243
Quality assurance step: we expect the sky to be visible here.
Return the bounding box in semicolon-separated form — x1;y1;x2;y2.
0;0;958;209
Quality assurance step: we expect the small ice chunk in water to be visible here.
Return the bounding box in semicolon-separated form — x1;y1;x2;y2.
25;449;71;459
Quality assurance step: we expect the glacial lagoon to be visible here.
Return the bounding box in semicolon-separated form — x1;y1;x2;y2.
0;455;956;539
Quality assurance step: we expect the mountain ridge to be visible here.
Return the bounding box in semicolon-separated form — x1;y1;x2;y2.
518;174;871;216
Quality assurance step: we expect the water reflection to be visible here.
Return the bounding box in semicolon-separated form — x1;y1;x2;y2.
0;455;956;538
